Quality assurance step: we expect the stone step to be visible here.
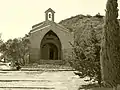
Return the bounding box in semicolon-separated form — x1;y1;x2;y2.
0;71;83;90
15;64;74;71
0;87;54;90
21;68;74;71
39;60;63;65
0;68;74;71
0;81;55;87
0;70;43;73
0;78;72;90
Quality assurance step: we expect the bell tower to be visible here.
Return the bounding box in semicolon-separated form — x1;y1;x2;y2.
45;8;55;22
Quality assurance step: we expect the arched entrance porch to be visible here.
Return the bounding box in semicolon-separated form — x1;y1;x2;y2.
40;30;62;60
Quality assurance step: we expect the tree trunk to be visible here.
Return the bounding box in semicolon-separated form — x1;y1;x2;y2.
100;0;120;88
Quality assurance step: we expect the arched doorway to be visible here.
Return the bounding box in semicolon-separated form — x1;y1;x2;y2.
42;43;58;60
40;30;62;60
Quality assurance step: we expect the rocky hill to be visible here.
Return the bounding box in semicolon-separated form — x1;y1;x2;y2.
59;14;104;42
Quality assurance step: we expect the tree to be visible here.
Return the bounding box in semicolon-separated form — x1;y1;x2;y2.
100;0;120;89
0;33;4;60
88;25;101;85
69;24;101;86
19;34;30;65
0;34;30;65
0;33;3;45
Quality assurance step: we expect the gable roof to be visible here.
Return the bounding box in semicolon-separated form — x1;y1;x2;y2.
30;20;70;33
45;8;55;13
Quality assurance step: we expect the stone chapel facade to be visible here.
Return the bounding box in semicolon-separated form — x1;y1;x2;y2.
29;8;73;64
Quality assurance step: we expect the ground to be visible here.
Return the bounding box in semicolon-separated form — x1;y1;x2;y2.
0;65;119;90
0;70;93;90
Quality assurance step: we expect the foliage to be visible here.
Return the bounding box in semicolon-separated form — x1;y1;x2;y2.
72;26;101;85
60;11;120;87
0;33;3;46
59;15;105;85
0;33;4;59
94;13;104;18
0;34;30;65
100;0;120;88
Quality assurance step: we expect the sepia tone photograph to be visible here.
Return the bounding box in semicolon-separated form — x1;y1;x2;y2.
0;0;120;90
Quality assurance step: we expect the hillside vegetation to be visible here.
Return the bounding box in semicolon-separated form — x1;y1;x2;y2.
59;14;104;42
59;13;120;86
59;14;105;86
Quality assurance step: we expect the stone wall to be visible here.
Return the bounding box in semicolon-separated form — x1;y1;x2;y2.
29;48;40;63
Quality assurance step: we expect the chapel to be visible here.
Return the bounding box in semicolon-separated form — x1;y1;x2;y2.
29;8;73;64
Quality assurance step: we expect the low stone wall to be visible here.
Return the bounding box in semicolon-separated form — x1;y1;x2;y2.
39;60;63;65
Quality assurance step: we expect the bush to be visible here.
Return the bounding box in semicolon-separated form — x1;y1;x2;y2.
69;28;102;86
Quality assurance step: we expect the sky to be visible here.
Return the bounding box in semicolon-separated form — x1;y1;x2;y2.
0;0;118;42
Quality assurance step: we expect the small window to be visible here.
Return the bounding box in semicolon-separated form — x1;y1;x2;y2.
49;14;51;18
